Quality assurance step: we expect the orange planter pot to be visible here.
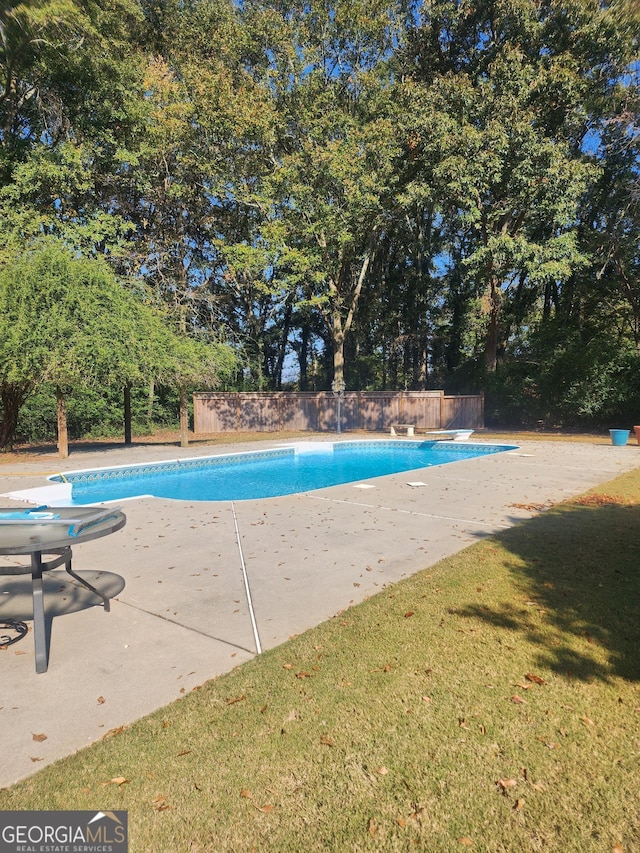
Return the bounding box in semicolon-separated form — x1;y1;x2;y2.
634;426;640;445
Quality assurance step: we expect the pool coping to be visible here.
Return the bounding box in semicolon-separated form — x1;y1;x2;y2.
21;439;520;504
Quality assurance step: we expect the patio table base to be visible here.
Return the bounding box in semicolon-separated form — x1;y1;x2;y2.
0;506;126;672
0;548;112;673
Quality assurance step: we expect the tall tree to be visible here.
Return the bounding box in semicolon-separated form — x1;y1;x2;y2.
240;0;404;388
396;0;639;373
0;0;146;253
0;241;235;453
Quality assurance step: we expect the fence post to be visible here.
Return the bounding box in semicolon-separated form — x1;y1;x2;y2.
439;391;445;428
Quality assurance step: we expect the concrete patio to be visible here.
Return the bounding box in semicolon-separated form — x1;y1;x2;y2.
0;435;638;789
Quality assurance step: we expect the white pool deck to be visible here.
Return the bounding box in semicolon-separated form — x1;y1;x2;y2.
0;435;638;788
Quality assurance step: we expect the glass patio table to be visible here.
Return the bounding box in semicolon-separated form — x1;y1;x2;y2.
0;506;126;672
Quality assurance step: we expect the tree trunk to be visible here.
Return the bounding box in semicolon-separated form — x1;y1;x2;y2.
274;302;293;390
147;380;155;424
124;383;132;445
484;278;500;373
297;324;309;391
332;322;346;388
179;384;189;448
0;381;31;450
418;343;428;388
326;237;376;389
56;385;69;459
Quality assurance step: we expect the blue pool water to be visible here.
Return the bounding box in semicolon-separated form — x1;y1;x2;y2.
50;440;516;504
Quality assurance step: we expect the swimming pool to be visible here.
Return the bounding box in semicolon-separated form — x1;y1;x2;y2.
47;440;517;504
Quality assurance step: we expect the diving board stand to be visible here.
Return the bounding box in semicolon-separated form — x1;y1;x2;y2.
390;423;415;436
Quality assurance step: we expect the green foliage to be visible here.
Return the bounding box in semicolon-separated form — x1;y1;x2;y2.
533;325;640;425
0;242;149;387
1;0;639;434
484;329;640;428
0;0;146;253
0;241;236;446
15;382;184;443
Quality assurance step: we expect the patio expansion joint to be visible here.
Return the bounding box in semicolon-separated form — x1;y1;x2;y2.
305;493;511;529
231;501;262;655
113;596;257;656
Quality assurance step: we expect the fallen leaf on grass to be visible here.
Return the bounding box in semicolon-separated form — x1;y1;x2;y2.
509;502;549;512
572;494;626;507
376;767;388;775
497;779;518;792
513;798;525;812
152;795;171;811
103;777;129;786
536;737;558;749
404;611;415;618
101;726;126;740
240;789;251;798
295;671;312;679
581;715;595;727
525;673;546;685
177;749;191;757
32;733;47;742
458;838;473;847
226;695;246;705
254;803;274;813
368;818;377;837
511;695;526;704
320;735;334;747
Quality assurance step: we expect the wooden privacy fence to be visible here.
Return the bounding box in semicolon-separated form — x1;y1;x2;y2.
193;391;484;434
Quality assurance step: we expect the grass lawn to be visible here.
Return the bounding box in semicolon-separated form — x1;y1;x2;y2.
1;464;639;851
